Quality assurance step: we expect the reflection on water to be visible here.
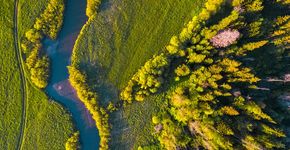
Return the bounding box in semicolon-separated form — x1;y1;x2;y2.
44;0;100;149
44;39;59;56
52;80;95;128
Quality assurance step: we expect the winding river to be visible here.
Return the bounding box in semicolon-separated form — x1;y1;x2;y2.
44;0;100;149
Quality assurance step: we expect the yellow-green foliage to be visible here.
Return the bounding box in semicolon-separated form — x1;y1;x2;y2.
21;0;65;88
68;66;110;150
236;40;268;55
220;106;240;116
157;119;184;150
242;135;263;150
86;0;101;17
200;0;225;20
65;132;80;150
271;15;290;47
120;54;169;102
276;0;290;5
261;124;286;137
175;64;190;77
151;116;160;124
210;10;240;34
30;56;50;88
246;0;264;12
34;0;65;39
121;0;288;149
232;0;244;6
1;0;74;149
248;19;264;37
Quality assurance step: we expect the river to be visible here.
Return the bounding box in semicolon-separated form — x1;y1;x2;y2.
44;0;100;149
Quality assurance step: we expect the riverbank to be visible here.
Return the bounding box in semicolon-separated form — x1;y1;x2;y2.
44;0;101;149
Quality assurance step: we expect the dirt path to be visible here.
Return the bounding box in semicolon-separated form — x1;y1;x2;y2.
13;0;27;149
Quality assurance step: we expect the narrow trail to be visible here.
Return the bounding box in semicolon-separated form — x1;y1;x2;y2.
13;0;27;149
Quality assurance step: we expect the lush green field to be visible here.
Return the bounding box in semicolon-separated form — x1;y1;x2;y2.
18;0;49;38
73;0;205;89
72;0;205;148
0;1;22;149
0;0;74;149
18;0;75;149
21;83;73;149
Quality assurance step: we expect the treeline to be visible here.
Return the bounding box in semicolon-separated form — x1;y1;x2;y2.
122;0;289;149
67;0;111;149
65;132;80;150
21;0;65;88
120;54;169;102
86;0;101;17
68;66;110;150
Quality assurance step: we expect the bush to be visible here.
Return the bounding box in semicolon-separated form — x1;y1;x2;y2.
30;56;50;88
86;0;101;17
65;132;80;150
21;0;65;88
120;54;169;102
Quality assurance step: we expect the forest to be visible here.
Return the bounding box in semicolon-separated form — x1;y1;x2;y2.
64;0;290;149
120;0;290;149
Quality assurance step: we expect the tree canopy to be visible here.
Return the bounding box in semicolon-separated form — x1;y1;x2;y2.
121;0;290;149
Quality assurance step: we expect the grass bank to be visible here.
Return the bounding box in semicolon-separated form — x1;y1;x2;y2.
18;0;75;149
0;1;22;149
0;0;75;149
71;0;205;149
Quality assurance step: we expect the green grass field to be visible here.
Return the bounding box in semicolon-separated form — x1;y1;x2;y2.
74;0;205;88
0;0;74;149
0;1;22;149
2;0;288;149
18;0;49;38
21;83;74;149
72;0;205;148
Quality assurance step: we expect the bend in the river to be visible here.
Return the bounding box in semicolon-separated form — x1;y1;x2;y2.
45;0;100;149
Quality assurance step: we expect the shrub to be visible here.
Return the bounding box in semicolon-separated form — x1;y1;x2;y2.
86;0;101;17
65;132;80;150
21;0;65;88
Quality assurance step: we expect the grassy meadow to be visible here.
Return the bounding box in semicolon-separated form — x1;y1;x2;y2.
21;82;74;149
18;0;49;38
18;0;75;149
0;1;22;149
72;0;205;148
73;0;205;89
0;0;74;149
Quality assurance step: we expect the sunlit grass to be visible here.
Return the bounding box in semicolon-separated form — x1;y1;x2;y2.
0;0;74;149
72;0;205;148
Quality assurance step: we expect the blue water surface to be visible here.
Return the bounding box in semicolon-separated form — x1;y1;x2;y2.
44;0;100;149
